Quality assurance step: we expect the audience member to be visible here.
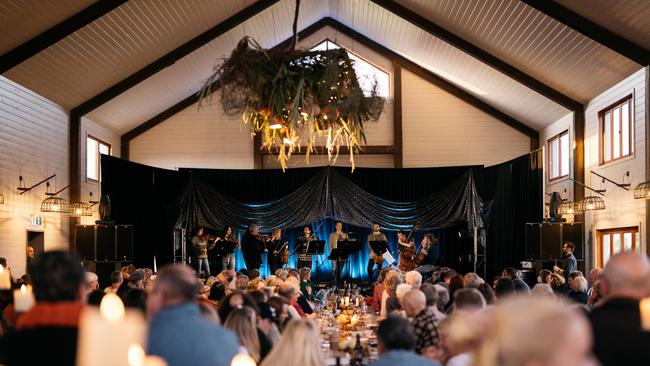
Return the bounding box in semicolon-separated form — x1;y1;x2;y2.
568;276;588;304
396;283;412;306
286;276;313;315
87;289;105;305
198;302;220;325
494;277;515;299
208;282;226;305
550;273;571;297
402;290;441;360
384;275;403;314
0;251;85;366
587;280;601;307
128;269;145;290
257;302;281;344
278;282;304;319
589;252;650;366
299;267;313;301
104;271;123;293
123;288;147;313
473;297;594;366
260;319;325;366
85;271;99;294
447;274;465;308
236;274;250;291
452;288;486;313
502;267;530;293
538;269;552;284
371;268;389;313
462;272;483;288
587;268;603;296
224;306;264;362
218;290;256;322
267;296;290;331
420;283;446;320
438;313;483;366
476;283;495;305
439;268;457;286
433;284;450;313
380;270;399;316
369;315;440;366
405;271;423;289
531;283;555;298
147;264;238;366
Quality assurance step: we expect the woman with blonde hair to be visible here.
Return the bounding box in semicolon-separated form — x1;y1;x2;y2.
472;297;595;366
260;318;325;366
224;306;262;363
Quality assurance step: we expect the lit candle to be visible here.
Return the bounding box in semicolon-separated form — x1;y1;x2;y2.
77;293;147;366
350;314;359;327
355;297;359;307
127;344;167;366
344;296;350;307
153;256;157;274
13;284;35;312
0;264;10;290
640;297;650;331
231;354;256;366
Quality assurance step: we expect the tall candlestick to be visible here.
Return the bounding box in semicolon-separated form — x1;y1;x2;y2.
0;264;10;290
640;297;650;331
13;284;35;312
153;256;157;273
77;293;147;366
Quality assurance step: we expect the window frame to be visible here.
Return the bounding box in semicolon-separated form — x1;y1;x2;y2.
547;130;570;181
86;135;111;182
596;226;638;268
599;95;633;165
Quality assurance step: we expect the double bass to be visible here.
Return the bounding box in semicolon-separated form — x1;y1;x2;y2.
399;221;420;272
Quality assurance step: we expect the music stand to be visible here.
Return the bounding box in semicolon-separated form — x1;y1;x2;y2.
331;239;361;288
369;240;389;255
215;240;237;256
305;240;325;255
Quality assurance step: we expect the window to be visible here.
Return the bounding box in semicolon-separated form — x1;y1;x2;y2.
597;227;639;267
600;95;633;164
311;40;390;97
548;130;570;180
86;136;111;181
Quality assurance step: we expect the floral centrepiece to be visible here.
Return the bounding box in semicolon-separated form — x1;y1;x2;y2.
198;37;385;171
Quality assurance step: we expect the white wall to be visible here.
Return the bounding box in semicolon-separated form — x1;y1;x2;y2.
401;69;531;167
129;99;254;170
584;67;646;266
541;112;575;216
0;76;70;276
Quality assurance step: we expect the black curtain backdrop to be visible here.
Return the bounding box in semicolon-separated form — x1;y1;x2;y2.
101;152;541;279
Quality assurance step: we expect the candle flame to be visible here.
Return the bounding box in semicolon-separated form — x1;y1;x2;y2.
128;343;146;366
20;284;27;294
0;264;3;273
100;293;125;322
230;354;256;366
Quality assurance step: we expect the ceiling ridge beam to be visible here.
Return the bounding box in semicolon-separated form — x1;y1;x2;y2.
520;0;649;66
121;16;538;161
369;0;582;111
0;0;128;74
72;0;281;116
120;17;331;158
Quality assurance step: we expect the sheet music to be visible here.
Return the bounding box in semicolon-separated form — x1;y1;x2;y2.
383;251;395;264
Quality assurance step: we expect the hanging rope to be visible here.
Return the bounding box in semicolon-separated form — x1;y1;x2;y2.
290;0;301;50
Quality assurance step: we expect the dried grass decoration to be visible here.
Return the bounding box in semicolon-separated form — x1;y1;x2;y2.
198;37;385;171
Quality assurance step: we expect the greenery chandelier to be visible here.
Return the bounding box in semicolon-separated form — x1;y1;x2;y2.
199;0;384;171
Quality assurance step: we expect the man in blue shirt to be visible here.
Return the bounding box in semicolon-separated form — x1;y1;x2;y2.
369;315;440;366
554;242;577;280
147;264;238;366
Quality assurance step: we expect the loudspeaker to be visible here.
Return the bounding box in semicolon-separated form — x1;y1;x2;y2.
525;222;583;261
116;225;134;261
75;225;96;261
96;225;116;261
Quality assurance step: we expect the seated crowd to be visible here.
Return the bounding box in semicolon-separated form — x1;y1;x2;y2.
0;251;649;366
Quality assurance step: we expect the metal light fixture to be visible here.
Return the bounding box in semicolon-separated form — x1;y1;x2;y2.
69;192;99;217
634;181;650;199
559;201;580;215
578;196;606;211
40;181;70;213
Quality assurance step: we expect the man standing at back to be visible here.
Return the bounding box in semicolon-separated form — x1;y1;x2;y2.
589;252;650;366
147;264;238;366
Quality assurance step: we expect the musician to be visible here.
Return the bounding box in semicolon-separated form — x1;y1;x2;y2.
329;221;349;284
397;231;415;270
297;226;316;270
220;226;240;271
268;228;287;274
191;226;217;277
414;233;437;276
241;224;266;271
367;223;387;281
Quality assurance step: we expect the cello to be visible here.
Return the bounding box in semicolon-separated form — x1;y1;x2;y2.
398;221;420;272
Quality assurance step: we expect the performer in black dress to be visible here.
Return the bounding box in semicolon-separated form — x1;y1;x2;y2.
241;223;266;271
296;226;316;270
267;228;288;274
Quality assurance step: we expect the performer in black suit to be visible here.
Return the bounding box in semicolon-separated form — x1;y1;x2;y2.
241;224;266;271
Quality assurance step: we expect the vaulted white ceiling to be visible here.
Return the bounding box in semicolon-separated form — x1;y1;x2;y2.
1;0;647;135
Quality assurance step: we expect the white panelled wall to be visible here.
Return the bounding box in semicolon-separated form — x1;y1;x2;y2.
0;76;70;276
584;68;647;267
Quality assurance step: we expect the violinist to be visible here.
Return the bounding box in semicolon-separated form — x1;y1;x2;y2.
191;226;218;277
220;226;240;271
267;228;287;274
297;226;316;270
241;223;266;271
367;223;387;282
